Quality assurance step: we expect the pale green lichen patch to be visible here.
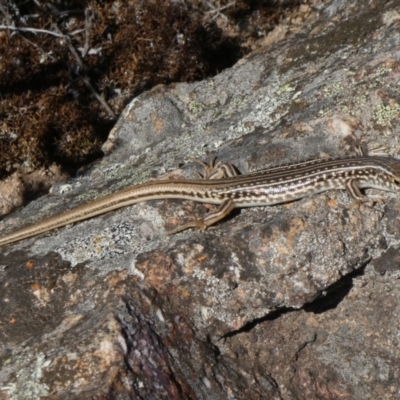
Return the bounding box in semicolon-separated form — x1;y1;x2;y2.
188;101;205;115
277;83;296;95
374;103;400;127
323;82;344;97
1;352;50;399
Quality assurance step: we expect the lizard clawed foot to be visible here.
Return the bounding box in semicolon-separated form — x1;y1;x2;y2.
190;157;239;180
166;219;207;235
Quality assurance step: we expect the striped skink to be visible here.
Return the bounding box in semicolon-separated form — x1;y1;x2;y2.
1;155;400;247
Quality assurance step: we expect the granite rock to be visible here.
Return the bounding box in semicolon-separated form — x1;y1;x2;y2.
1;0;400;398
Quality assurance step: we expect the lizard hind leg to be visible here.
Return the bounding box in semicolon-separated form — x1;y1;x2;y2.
345;179;383;207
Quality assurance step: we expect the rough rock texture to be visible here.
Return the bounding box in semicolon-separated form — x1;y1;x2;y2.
2;0;400;398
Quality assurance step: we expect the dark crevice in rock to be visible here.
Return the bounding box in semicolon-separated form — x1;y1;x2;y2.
220;306;296;339
293;333;317;362
304;264;367;314
221;264;368;339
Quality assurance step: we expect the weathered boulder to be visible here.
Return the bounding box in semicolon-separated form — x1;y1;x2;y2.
1;1;400;398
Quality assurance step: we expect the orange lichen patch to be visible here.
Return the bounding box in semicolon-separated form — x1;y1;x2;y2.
106;272;129;296
32;284;51;304
235;287;248;300
327;197;338;208
178;287;193;300
136;254;176;291
151;113;165;134
286;217;305;248
25;260;35;269
293;121;314;133
197;254;208;262
107;271;128;288
92;337;120;372
62;272;79;286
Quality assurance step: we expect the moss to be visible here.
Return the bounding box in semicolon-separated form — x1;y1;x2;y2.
0;0;300;179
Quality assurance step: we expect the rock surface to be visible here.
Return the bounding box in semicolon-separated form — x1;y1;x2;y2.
2;0;400;398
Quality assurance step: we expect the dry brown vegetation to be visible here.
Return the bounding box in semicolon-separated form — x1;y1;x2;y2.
0;0;308;182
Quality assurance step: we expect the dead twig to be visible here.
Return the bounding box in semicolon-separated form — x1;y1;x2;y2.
0;25;68;38
203;1;235;21
82;8;93;57
79;73;117;120
53;24;117;119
